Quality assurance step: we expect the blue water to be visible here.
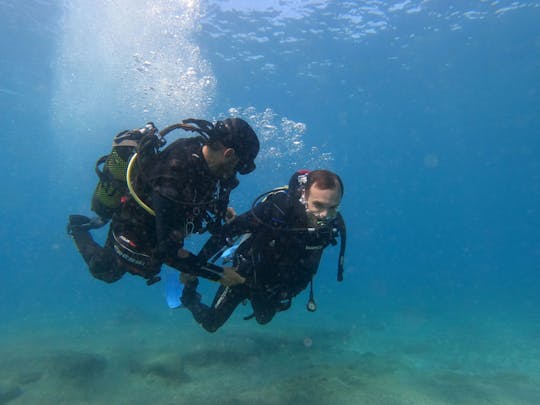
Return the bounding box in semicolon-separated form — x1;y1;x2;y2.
1;1;540;403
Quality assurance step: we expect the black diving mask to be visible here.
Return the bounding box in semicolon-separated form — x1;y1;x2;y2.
235;159;256;175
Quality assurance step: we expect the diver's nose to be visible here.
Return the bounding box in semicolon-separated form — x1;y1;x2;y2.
321;207;338;219
315;208;329;218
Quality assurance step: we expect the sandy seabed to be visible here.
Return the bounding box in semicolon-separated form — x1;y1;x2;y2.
1;302;539;405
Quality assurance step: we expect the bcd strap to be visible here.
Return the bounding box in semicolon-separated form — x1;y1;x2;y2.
335;212;347;282
94;155;109;182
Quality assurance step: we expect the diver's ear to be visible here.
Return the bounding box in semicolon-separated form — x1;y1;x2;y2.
223;147;235;158
224;148;238;164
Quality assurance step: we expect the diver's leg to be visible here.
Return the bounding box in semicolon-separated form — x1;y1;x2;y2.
250;292;278;325
181;281;245;332
68;217;125;283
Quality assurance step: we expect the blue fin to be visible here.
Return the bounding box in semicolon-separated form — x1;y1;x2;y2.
163;267;183;309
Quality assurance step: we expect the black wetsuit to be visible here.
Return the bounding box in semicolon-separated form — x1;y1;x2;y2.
71;137;237;284
182;190;341;332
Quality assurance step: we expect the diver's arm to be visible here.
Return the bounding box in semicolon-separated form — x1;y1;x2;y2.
165;251;223;280
196;233;229;263
219;192;282;234
153;190;189;259
196;202;267;262
173;194;282;282
162;245;244;285
152;193;243;284
152;191;220;278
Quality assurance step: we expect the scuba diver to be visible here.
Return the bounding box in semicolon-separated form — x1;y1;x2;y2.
67;118;260;287
180;169;347;332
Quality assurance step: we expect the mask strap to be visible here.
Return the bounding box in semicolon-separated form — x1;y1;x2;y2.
297;173;308;205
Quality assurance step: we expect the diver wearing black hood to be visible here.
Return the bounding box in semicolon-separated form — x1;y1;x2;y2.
67;118;259;287
181;169;347;332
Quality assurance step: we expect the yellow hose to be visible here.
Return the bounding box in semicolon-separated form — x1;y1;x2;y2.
126;153;156;216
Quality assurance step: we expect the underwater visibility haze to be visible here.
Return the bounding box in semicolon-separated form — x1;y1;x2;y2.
1;0;540;403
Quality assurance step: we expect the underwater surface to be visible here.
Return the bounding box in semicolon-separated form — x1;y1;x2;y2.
1;0;540;403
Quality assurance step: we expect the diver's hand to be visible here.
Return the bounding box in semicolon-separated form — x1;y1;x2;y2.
180;272;197;285
220;266;245;287
177;248;190;258
225;207;237;223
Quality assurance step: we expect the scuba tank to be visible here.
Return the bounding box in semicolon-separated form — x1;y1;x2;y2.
91;123;160;220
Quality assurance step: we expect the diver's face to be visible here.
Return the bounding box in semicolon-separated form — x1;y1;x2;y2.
305;183;341;226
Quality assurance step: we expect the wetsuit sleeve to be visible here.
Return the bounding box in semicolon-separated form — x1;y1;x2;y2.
165;251;225;281
194;212;253;264
153;192;226;281
153;190;186;259
194;199;271;263
225;191;287;234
